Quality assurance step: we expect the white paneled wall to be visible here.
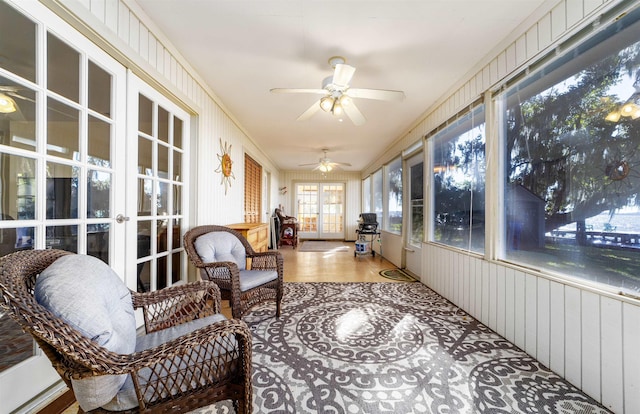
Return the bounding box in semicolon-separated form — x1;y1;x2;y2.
423;244;637;413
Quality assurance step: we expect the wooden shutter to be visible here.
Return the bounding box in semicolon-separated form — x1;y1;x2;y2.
244;154;262;223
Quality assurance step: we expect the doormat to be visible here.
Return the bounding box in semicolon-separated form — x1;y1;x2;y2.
379;268;418;282
298;241;350;252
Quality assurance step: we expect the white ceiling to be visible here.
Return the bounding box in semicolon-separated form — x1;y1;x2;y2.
135;0;550;172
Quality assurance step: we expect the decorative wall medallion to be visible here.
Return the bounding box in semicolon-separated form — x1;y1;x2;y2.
215;138;235;194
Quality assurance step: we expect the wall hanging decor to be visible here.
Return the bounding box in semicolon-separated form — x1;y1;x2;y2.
215;138;235;194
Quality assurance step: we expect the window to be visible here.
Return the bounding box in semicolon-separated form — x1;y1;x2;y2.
372;169;383;228
500;9;640;294
385;157;402;233
432;106;486;253
363;176;371;213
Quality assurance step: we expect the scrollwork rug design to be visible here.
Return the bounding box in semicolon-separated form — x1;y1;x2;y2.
200;282;610;413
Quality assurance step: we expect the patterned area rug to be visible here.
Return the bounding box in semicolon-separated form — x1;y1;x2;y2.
297;241;351;252
199;282;611;414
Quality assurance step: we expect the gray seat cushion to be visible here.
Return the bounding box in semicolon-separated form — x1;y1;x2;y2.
102;314;230;411
35;254;136;412
239;269;278;291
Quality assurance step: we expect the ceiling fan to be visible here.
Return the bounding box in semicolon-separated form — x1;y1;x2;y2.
270;56;405;126
298;148;351;172
0;85;34;113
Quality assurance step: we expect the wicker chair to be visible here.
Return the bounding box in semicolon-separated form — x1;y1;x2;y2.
0;249;252;413
184;225;283;319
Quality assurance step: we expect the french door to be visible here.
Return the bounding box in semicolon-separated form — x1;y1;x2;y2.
296;182;345;239
0;1;126;411
404;153;424;278
126;75;190;295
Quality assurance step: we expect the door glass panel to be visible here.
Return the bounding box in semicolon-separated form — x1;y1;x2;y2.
158;144;168;178
172;251;181;284
157;219;167;253
0;155;37;220
138;178;153;216
173;151;182;181
157;256;167;289
158;106;169;143
297;184;318;232
174;184;182;214
88;60;111;115
138;136;152;175
46;163;78;219
410;161;424;245
138;94;153;136
47;98;79;159
0;77;37;152
47;33;79;102
0;2;36;82
157;182;169;215
87;169;110;218
88;115;111;166
46;224;77;252
87;223;109;262
173;116;182;148
137;220;152;292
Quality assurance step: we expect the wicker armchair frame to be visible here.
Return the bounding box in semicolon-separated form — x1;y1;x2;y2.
183;225;283;319
0;249;252;414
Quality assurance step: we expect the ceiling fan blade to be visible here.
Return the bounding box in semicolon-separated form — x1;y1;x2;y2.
296;100;321;121
332;64;355;87
331;161;352;167
347;88;405;101
270;88;327;95
343;100;366;126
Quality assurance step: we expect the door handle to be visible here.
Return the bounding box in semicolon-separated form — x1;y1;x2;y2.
404;247;415;253
115;214;130;224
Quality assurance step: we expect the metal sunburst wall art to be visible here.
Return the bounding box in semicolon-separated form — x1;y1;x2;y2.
215;138;235;195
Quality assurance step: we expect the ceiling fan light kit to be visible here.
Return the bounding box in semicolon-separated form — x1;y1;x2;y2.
270;56;405;126
0;93;17;113
298;148;352;172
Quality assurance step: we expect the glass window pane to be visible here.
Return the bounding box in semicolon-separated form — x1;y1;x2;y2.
0;155;36;220
87;169;110;218
47;33;79;102
158;144;168;178
157;219;168;253
432;107;486;253
88;60;111;116
386;157;402;233
172;251;181;284
47;98;79;160
0;2;36;82
173;116;183;149
501;15;640;294
87;223;109;263
410;160;424;245
46;224;77;252
372;170;383;226
138;221;152;259
173;150;182;181
138;94;153;135
46;163;79;219
138;178;153;216
0;226;33;256
363;176;371;213
157;181;169;215
174;184;182;215
158;106;169;143
88;115;111;167
138;136;152;175
0;76;37;152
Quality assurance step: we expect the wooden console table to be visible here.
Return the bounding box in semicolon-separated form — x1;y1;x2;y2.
226;222;270;252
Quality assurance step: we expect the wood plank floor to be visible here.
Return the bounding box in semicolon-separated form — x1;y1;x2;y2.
58;241;396;414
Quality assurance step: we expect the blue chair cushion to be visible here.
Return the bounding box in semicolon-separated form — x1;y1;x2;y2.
34;254;136;411
194;231;247;270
